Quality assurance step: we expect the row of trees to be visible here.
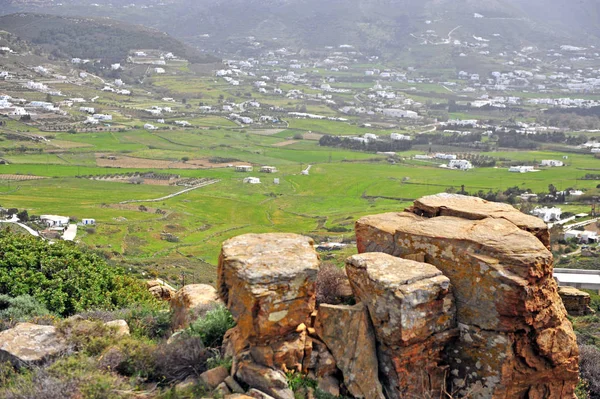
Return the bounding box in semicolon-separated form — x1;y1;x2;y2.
319;135;413;152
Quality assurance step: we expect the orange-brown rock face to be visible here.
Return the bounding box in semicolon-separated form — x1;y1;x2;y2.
219;233;320;343
218;233;320;399
315;303;385;399
410;193;550;249
355;198;579;399
346;253;457;399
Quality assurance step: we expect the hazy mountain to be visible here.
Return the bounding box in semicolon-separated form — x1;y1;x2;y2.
1;0;598;59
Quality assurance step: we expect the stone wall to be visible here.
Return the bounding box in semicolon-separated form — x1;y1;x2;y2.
216;194;579;399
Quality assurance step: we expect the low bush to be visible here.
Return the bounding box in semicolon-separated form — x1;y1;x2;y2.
0;295;50;328
316;264;351;305
153;336;211;383
188;304;235;348
580;344;600;399
78;305;172;340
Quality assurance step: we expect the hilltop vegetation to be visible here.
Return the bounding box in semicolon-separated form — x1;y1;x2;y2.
0;13;218;64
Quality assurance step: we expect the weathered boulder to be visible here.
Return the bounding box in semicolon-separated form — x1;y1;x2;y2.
199;366;229;390
409;193;550;248
235;360;294;399
170;284;221;329
346;253;456;399
558;286;595;316
218;233;319;343
308;339;337;378
315;303;384;399
219;233;319;396
147;279;176;301
0;323;67;366
224;376;245;394
355;203;579;398
104;320;130;337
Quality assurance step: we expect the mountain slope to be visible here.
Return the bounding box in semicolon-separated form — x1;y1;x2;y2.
1;0;598;59
0;13;219;64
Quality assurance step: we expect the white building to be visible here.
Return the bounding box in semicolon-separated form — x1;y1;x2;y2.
435;153;457;161
82;218;96;225
40;215;70;227
93;114;112;121
564;230;598;243
448;160;474;170
541;160;564;167
509;166;536;173
243;177;261;184
382;109;418;119
144;123;157;130
390;133;412;141
154;68;166;74
531;207;562;223
236;165;253;172
260;166;278;173
414;154;432;160
79;107;95;114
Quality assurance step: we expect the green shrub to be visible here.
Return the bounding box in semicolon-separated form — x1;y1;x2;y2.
188;304;235;348
0;294;50;323
0;231;157;317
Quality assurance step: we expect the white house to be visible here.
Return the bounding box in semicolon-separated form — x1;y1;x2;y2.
175;120;190;127
93;114;112;121
82;218;96;225
531;207;562;223
144;123;157;130
154;68;166;74
383;109;419;119
79;107;95;114
509;166;536;173
40;215;70;227
435;153;457;161
260;166;278;173
243;177;261;184
111;63;121;70
448;160;474;170
236;165;253;172
390;133;412;141
414;154;432;160
541;160;564;167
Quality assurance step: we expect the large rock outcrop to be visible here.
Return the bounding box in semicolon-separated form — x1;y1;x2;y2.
0;323;67;366
355;195;579;398
218;233;320;399
346;253;456;399
315;303;384;399
409;193;550;248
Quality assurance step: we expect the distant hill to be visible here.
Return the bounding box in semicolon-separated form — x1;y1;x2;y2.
0;13;219;64
1;1;599;61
